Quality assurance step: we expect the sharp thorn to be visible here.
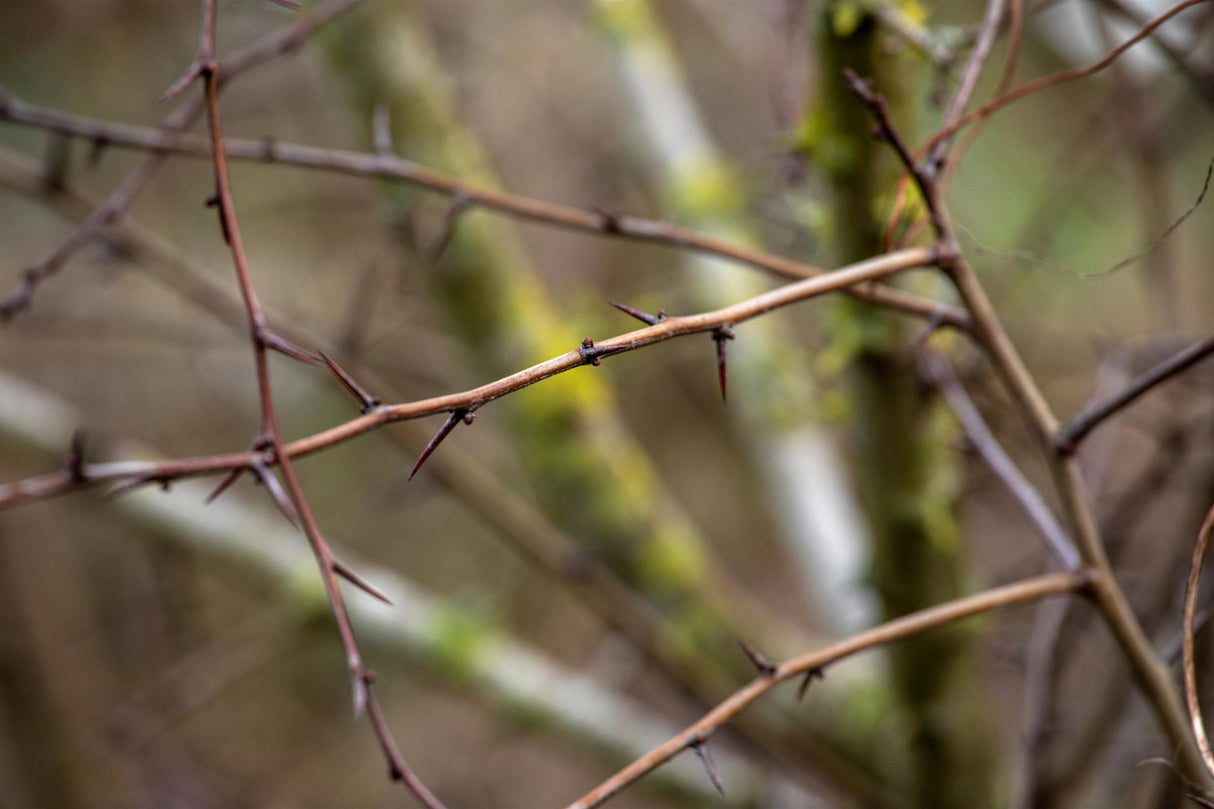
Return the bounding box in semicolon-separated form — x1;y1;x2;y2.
797;667;824;702
205;467;244;504
333;558;393;605
105;476;159;500
738;639;776;677
251;462;299;527
410;410;464;481
65;429;86;482
320;352;381;412
263;332;323;365
691;738;725;796
608;300;662;326
713;327;734;404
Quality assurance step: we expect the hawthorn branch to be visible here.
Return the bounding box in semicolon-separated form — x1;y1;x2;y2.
0;244;938;506
193;6;443;804
848;52;1211;787
565;570;1090;809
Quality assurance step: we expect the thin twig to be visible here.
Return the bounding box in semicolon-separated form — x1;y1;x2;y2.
846;34;1212;785
0;92;968;329
1055;335;1214;454
565;571;1089;809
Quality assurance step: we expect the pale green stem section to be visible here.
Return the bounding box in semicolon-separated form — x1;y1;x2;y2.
588;0;876;638
318;2;802;676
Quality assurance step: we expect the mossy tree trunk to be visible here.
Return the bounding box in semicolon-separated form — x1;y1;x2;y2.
807;7;996;807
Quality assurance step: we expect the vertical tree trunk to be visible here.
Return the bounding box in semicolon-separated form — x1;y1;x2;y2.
810;9;996;807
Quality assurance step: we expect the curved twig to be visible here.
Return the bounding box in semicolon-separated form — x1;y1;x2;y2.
1183;501;1214;779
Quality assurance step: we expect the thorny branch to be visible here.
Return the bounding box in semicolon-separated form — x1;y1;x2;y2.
0;245;937;506
3;0;1214;803
843;21;1211;785
187;2;443;805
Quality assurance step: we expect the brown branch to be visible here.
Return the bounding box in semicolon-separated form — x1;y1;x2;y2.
565;570;1090;809
1054;335;1214;455
0;244;939;506
0;0;365;321
0;92;969;330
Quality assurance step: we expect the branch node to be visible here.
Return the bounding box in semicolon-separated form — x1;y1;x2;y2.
578;337;626;367
594;207;622;234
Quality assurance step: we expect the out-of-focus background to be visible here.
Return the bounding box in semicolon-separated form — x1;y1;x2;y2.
2;1;1214;807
